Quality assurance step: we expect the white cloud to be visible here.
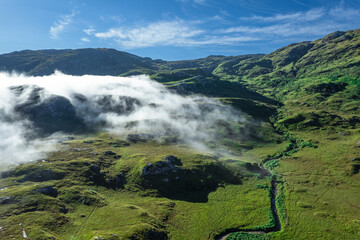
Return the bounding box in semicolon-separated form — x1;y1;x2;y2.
49;12;76;39
91;3;360;49
210;15;223;21
83;27;95;35
220;4;360;39
184;36;260;45
0;72;247;168
95;20;204;48
81;37;90;42
94;20;260;48
241;8;325;22
329;4;360;19
220;22;346;37
221;24;289;34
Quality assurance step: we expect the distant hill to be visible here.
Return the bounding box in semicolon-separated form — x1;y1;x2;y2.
0;48;157;76
213;29;360;80
0;48;261;77
1;29;359;81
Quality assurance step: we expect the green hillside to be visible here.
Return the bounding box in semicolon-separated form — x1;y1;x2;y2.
0;29;360;240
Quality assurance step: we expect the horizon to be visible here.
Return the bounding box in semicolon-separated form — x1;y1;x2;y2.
1;0;360;60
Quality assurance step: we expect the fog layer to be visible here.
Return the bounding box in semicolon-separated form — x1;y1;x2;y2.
0;71;245;167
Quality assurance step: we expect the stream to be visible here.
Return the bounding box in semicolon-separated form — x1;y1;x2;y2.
217;163;281;240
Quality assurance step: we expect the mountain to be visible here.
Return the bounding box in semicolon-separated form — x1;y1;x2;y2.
0;48;156;76
0;29;359;240
0;48;259;77
213;29;360;80
1;29;359;80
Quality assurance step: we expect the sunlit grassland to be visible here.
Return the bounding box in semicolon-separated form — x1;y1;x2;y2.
270;129;360;239
0;133;274;239
58;178;270;240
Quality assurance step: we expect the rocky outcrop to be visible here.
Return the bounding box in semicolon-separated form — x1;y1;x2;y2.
35;186;58;198
72;93;142;116
144;228;168;240
11;85;84;133
0;196;16;204
85;164;125;189
18;169;65;182
305;82;348;96
351;158;360;175
142;156;182;176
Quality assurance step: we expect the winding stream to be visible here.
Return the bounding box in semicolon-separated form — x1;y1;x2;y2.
217;163;281;240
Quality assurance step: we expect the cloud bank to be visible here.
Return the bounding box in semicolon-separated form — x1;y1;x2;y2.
0;72;245;168
86;3;360;48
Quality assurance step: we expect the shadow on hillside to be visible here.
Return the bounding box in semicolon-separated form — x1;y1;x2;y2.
142;162;242;203
170;78;280;105
160;188;222;203
225;98;278;121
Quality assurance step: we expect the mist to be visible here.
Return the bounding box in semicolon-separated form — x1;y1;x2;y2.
0;71;247;168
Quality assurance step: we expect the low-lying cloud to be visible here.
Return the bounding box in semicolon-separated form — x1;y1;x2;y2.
0;71;246;168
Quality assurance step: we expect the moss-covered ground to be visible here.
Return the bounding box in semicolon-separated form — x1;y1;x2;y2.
0;133;276;240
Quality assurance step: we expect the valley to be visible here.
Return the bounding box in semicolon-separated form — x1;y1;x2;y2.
0;29;359;240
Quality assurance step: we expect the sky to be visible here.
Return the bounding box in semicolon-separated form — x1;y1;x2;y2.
0;0;360;60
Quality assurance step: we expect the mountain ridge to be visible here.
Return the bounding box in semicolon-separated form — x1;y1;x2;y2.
1;29;359;81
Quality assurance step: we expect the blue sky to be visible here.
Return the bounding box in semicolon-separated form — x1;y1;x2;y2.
1;0;360;60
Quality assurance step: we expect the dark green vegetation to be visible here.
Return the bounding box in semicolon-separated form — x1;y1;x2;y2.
1;28;360;239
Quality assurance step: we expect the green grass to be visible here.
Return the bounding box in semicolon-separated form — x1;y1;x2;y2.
227;232;269;240
1;28;360;240
269;129;360;239
0;133;273;240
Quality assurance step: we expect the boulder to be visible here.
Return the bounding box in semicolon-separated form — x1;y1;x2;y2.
35;186;58;198
164;155;182;166
104;173;126;189
103;151;121;159
142;157;182;176
90;165;101;173
145;228;168;240
60;204;68;214
0;196;16;204
351;164;360;175
85;165;105;184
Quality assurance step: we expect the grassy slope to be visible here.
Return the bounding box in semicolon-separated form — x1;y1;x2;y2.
0;29;360;239
222;30;360;240
0;133;278;240
272;129;360;240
